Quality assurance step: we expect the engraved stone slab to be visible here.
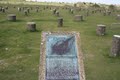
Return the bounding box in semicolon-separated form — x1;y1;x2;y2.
46;58;79;80
46;35;77;57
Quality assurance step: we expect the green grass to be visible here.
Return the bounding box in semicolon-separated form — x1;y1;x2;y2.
0;4;120;80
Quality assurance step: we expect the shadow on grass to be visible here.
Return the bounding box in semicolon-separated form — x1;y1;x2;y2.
0;19;25;23
31;19;56;22
23;29;42;34
73;20;86;23
103;53;120;60
59;26;70;28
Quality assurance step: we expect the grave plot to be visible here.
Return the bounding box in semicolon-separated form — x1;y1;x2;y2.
39;32;85;80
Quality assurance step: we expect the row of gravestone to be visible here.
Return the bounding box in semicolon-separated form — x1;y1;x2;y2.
1;5;120;18
7;13;120;57
1;6;120;22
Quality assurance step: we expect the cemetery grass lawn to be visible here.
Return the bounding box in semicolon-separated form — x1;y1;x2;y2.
0;4;120;80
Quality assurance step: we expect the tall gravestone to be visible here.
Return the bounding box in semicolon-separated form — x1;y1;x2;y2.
27;22;36;32
2;8;5;13
111;35;120;57
53;9;57;15
18;7;21;12
96;24;106;36
27;8;30;13
55;11;59;17
58;18;63;27
24;10;28;16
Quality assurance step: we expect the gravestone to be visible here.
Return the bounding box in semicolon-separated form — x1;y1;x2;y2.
0;7;2;11
74;15;83;21
58;18;63;27
55;11;59;17
30;7;32;10
69;9;74;14
2;8;5;13
18;7;21;12
27;22;36;32
96;24;106;36
53;9;57;14
116;15;120;20
7;14;16;21
13;6;16;8
111;35;120;57
92;11;95;14
27;8;30;13
24;10;28;16
86;11;89;16
5;6;8;10
107;11;111;15
103;12;106;16
36;9;39;12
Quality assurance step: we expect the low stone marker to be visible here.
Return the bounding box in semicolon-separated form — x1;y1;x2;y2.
24;10;28;16
74;15;83;21
96;24;106;36
5;6;8;10
27;8;30;13
53;9;57;14
0;7;2;11
111;35;120;57
13;6;16;8
92;11;95;14
103;12;106;16
116;15;120;20
7;14;16;21
27;22;36;32
107;11;111;15
2;8;5;13
55;11;59;16
18;7;21;12
86;11;89;16
70;9;74;14
58;18;63;27
36;9;39;12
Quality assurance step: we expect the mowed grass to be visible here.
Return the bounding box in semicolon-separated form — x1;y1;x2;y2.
0;4;120;80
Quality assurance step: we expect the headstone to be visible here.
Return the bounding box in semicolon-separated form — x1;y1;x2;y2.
27;22;36;32
24;10;28;16
43;7;45;10
7;14;16;21
107;11;111;15
0;7;2;11
103;12;106;16
116;15;120;20
27;8;30;13
53;9;57;14
96;24;106;36
5;6;8;10
58;18;63;27
56;11;59;17
36;9;39;12
86;11;89;16
18;7;21;12
69;9;74;14
2;8;5;13
74;15;83;21
30;7;32;10
92;11;95;14
111;35;120;57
